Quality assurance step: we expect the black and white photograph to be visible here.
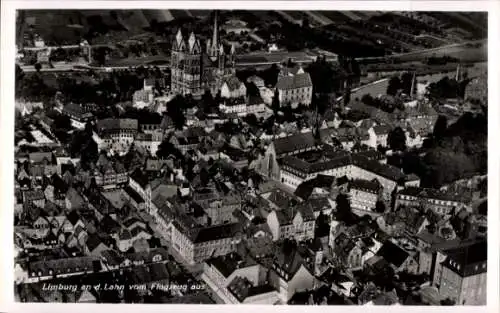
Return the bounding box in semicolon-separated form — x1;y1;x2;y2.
4;1;495;309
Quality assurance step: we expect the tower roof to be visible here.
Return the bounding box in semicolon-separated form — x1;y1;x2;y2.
188;32;199;53
174;28;185;51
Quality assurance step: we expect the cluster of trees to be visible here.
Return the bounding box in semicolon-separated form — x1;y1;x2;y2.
427;76;469;100
386;72;415;96
397;112;486;188
49;47;85;63
361;94;404;113
16;65;168;109
426;55;459;66
69;122;98;170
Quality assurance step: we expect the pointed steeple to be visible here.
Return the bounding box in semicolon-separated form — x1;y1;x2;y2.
410;71;416;97
212;10;218;51
188;31;198;53
209;10;219;61
174;28;184;50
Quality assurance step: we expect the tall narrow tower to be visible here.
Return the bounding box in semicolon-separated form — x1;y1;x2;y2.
410;71;416;98
455;63;461;81
209;10;219;62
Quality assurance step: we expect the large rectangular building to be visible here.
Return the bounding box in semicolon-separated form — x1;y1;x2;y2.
438;241;487;305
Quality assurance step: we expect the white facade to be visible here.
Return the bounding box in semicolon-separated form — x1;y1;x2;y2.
221;82;247;99
277;86;313;109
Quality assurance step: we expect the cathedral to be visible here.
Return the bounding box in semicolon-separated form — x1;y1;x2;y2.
170;12;236;97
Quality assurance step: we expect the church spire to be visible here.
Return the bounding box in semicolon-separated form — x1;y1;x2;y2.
210;10;219;61
410;71;416;97
212;10;218;50
455;63;461;81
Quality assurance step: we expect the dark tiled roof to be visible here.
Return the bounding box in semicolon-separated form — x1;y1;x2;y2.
100;249;124;266
85;233;105;252
294;175;335;200
442;240;487;277
272;132;318;156
276;72;312;90
227;276;276;302
224;76;244;91
29;152;53;164
273;242;309;280
349;179;381;193
97;118;138;133
29;256;100;277
124;185;145;204
377;240;409;268
63;103;93;120
206;252;255;278
352;155;405;182
373;124;392;135
398;186;470;203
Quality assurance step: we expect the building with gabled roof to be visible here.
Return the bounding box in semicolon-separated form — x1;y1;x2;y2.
396;186;471;216
171;215;244;265
268;240;316;302
276;65;313;108
437;240;487;305
171;12;236;97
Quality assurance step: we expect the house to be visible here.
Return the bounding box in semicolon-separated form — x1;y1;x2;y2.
221;76;247;99
332;233;363;269
396;187;471;216
257;131;322;180
133;89;154;109
376;206;429;237
279;150;407;200
348;179;381;213
22;190;46;209
201;252;280;304
62;103;94;129
171;217;244;265
219;97;247;116
134;132;163;156
129;168;152;212
276;66;313;108
372;240;418;274
269;242;316;302
367;125;391;147
94;118;138;153
247;75;265;88
266;203;315;242
26;256;102;283
84;233;109;256
437;240;487;305
246;94;266;115
93;156;128;188
65;188;85;211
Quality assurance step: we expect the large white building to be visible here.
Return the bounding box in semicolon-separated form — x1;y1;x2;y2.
276;66;313;108
94;118;139;154
201;253;280;304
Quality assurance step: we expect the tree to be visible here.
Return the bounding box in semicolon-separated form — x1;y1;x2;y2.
433;115;448;140
53;114;72;131
387;126;407;151
335;194;356;225
156;138;182;160
166;95;186;130
34;63;42;72
386;76;402;96
272;89;280;115
375;200;386;213
400;72;414;95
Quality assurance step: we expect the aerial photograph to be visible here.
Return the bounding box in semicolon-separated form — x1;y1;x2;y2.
13;9;487;305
